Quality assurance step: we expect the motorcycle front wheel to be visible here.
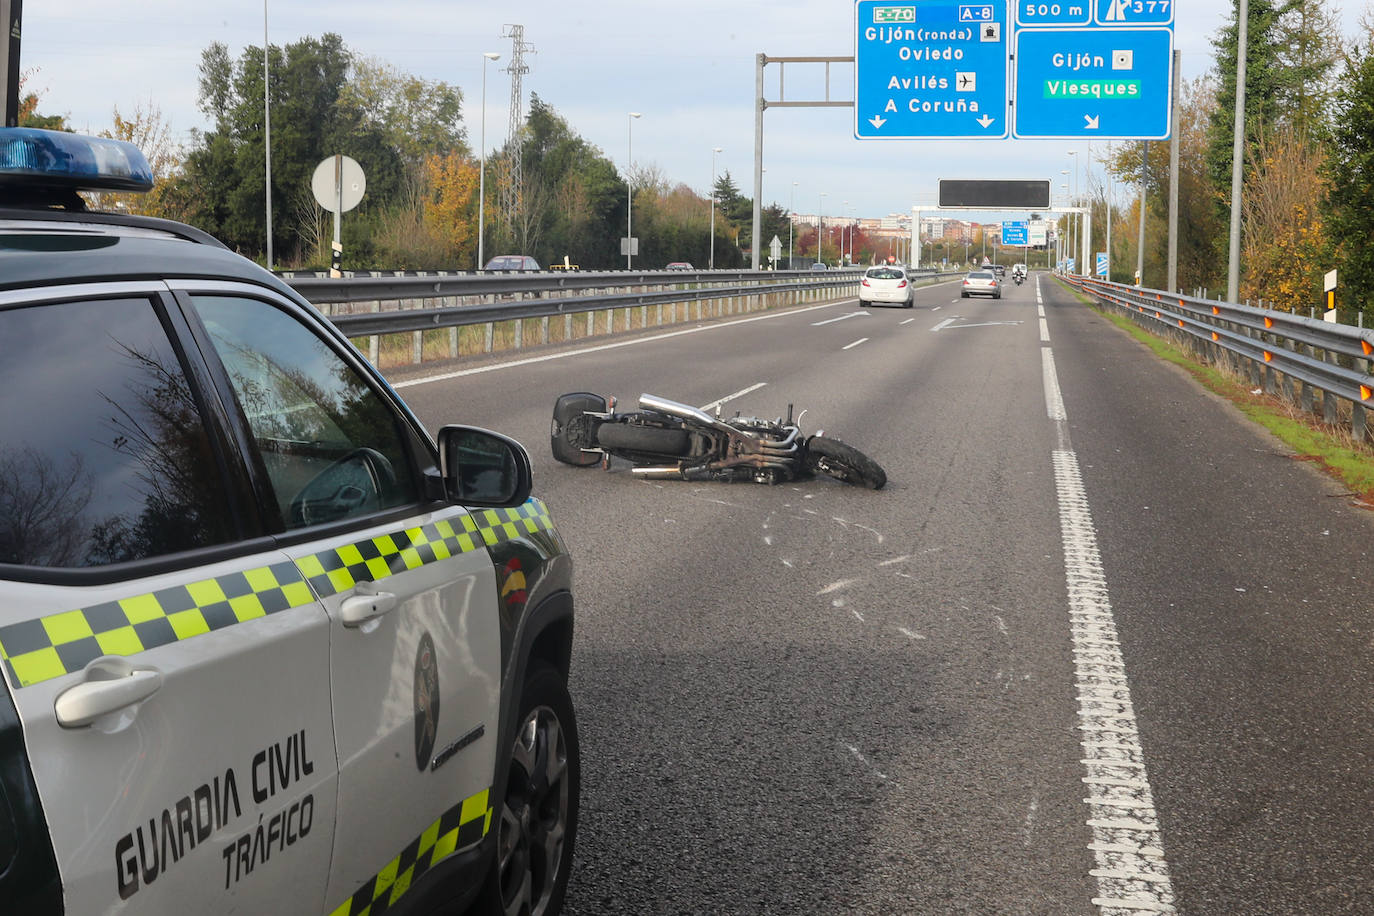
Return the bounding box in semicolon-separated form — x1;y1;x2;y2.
804;436;886;490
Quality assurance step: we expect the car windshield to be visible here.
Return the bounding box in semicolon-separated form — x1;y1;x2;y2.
968;271;994;279
866;268;905;280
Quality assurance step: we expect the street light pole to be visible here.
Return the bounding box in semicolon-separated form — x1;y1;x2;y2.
818;192;827;265
1068;150;1079;274
264;0;272;271
477;52;500;270
626;112;641;269
709;146;722;269
788;180;798;270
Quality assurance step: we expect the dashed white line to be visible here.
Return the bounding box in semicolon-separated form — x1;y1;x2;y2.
393;298;847;389
842;337;869;350
699;382;767;413
812;311;869;326
900;317;917;325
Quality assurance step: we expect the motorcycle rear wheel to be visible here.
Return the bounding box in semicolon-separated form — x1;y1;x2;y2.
804;436;886;490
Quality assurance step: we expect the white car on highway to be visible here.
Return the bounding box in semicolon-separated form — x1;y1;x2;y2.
858;265;914;308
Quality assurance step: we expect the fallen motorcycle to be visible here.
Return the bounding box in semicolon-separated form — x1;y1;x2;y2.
550;392;886;489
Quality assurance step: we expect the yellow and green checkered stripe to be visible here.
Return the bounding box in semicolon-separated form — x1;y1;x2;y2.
328;788;492;916
0;561;315;689
0;499;556;690
295;499;555;599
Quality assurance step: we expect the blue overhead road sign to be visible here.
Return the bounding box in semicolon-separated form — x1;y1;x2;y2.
1012;27;1172;138
1001;221;1028;245
854;0;1009;139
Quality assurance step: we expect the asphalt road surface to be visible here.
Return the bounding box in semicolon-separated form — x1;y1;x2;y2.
393;273;1374;915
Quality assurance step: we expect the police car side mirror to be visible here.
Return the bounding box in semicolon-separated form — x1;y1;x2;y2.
436;426;533;508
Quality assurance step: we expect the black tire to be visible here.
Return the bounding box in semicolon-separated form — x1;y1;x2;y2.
960;291;969;298
479;664;580;916
595;421;690;458
804;436;886;490
551;392;606;466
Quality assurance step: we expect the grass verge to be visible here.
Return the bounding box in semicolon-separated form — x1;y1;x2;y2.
1059;279;1374;505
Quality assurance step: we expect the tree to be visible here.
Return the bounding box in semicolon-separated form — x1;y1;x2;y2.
95;101;183;218
15;69;67;130
1320;41;1374;318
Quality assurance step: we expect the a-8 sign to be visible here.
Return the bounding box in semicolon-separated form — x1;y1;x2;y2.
854;0;1010;139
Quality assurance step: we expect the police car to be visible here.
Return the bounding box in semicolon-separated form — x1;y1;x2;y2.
0;129;578;915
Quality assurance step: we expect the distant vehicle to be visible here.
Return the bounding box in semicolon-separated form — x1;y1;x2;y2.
484;255;541;270
859;266;913;308
665;261;694;270
962;270;1002;299
992;264;1006;278
810;262;829;271
1013;263;1028;277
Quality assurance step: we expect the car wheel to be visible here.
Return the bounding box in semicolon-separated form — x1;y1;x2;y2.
480;664;579;916
994;292;1001;299
960;291;969;298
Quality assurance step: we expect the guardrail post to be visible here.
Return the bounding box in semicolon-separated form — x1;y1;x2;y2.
514;318;523;350
541;316;549;345
1355;402;1368;443
412;330;423;364
449;325;459;358
1324;349;1341;425
564;314;572;341
484;322;494;353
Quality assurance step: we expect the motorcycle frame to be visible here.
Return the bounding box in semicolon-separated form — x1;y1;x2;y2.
590;393;804;481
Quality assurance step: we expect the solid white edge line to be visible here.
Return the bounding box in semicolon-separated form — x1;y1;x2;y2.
1044;340;1178;915
699;382;768;413
392;298;851;389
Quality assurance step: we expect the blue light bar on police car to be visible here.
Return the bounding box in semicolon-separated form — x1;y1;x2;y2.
0;128;154;192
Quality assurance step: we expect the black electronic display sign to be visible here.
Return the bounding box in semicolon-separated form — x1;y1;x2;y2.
938;179;1051;209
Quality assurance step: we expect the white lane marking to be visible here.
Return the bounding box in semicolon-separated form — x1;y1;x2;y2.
897;627;926;640
699;382;767;413
1043;333;1177;914
812;311;870;326
932;317;957;332
1040;318;1051;342
900;317;917;326
842;337;869;350
392;299;847;389
933;306;942;311
878;555;913;566
817;579;858;595
1043;349;1068;426
942;320;1023;330
845;744;889;781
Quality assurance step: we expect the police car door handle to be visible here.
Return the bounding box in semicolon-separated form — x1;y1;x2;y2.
54;668;163;728
340;588;398;627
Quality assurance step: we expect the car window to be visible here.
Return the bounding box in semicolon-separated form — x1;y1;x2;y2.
0;297;237;568
866;268;904;279
968;272;994;279
191;296;420;530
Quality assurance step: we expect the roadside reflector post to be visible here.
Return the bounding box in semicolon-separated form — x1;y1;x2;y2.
1324;268;1338;324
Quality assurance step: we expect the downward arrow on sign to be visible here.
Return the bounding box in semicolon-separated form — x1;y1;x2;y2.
1084;114;1100;129
869;116;887;129
976;115;995;128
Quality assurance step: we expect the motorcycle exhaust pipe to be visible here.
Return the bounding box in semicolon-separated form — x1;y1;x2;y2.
629;466;686;479
638;393;741;436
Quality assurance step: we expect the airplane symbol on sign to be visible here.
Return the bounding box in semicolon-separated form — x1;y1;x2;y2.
959;74;974;88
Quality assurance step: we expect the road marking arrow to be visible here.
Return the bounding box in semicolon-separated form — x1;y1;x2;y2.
1084;114;1100;129
869;115;887;130
977;114;995;128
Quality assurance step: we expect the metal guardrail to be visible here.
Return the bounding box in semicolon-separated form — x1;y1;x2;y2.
283;267;866;304
1064;274;1374;440
284;267;884;366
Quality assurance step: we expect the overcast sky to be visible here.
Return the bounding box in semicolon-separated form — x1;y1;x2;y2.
17;1;1369;222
